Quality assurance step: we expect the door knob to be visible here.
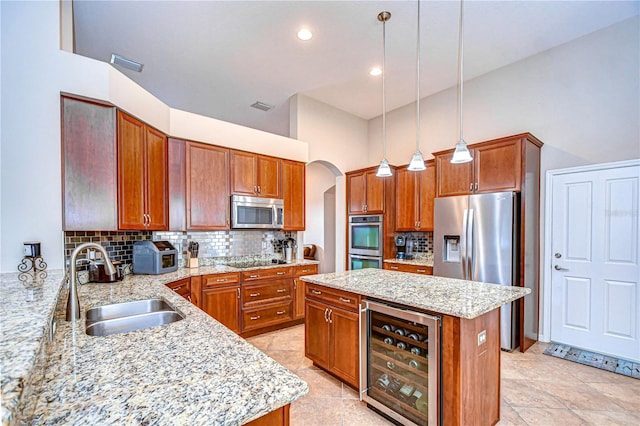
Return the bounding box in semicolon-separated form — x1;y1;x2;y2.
554;253;562;258
554;265;568;271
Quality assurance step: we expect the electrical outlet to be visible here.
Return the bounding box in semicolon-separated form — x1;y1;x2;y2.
262;241;267;249
477;330;487;346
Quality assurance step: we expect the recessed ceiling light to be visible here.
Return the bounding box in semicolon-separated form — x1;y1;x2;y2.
369;67;382;76
251;101;274;112
297;28;313;41
110;53;143;72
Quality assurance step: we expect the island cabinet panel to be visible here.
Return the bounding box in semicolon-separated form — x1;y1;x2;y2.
186;141;230;230
61;96;118;231
395;160;435;231
165;278;191;300
245;404;290;426
282;159;305;230
347;168;384;214
202;283;241;334
168;138;186;231
305;283;360;388
441;309;500;426
293;264;318;320
230;150;281;198
190;275;201;308
384;263;433;275
117;110;168;230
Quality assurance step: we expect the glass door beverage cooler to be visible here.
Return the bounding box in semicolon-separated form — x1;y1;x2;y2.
360;300;440;425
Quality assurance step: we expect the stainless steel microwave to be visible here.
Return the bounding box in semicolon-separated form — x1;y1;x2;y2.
231;195;284;229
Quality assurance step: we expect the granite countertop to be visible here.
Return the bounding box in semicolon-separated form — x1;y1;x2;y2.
1;262;312;425
300;268;530;319
383;256;434;267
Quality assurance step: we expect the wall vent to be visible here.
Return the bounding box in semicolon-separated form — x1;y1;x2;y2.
250;101;274;112
110;53;144;72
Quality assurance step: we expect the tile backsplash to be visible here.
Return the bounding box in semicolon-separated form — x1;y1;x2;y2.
64;231;152;265
395;231;434;254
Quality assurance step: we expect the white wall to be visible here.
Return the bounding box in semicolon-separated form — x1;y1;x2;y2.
304;162;338;273
0;1;308;272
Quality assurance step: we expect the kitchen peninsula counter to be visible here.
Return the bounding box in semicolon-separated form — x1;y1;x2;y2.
300;268;529;319
1;267;309;425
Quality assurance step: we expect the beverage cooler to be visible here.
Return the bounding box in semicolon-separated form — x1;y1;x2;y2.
360;300;440;425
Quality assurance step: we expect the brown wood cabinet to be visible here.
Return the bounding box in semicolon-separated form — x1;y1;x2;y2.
240;267;293;333
281;159;305;230
293;264;318;320
346;168;385;214
190;275;201;308
245;404;290;426
305;283;360;388
230;150;281;198
61;96;118;231
186;141;230;230
434;134;539;198
383;263;433;275
168;138;186;231
165;278;191;301
201;273;241;333
395;160;435;231
117;110;168;230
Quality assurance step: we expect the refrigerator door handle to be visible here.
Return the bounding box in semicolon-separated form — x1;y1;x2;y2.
461;209;469;280
467;208;474;280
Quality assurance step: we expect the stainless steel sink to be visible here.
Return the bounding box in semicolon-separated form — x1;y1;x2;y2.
85;298;184;336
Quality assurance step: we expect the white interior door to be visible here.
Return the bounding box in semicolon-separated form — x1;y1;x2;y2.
550;162;640;362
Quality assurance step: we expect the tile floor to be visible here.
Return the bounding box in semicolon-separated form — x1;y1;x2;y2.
247;324;640;426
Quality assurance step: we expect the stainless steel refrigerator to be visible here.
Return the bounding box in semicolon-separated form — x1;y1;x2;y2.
434;192;520;351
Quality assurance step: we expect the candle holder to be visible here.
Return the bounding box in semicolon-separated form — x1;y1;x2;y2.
18;255;47;275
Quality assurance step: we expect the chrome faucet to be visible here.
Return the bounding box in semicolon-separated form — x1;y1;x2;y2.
66;242;116;321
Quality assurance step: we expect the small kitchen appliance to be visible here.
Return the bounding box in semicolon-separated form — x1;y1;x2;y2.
133;241;178;275
394;236;406;259
231;195;284;229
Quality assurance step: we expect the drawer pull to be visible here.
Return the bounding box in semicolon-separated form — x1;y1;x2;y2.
276;288;286;293
390;266;399;270
276;271;286;275
302;269;310;273
417;269;426;273
311;289;322;295
249;274;260;278
250;292;261;297
276;311;286;315
339;297;351;303
250;315;261;321
173;285;183;291
216;278;227;282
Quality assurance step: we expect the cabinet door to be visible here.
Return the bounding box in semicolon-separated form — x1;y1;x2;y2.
365;170;384;213
117;111;146;229
190;276;202;308
186;142;230;230
202;285;241;333
257;155;281;198
62;97;117;231
418;164;435;230
282;160;305;230
168;138;186;231
144;126;168;230
347;172;366;214
329;307;360;388
293;278;305;320
435;151;474;197
395;168;418;231
230;150;256;195
305;299;331;367
474;139;521;193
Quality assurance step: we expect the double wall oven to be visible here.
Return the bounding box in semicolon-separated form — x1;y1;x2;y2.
348;215;383;269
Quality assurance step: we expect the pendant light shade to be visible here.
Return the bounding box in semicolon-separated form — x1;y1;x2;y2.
376;11;393;178
407;0;426;172
450;0;473;164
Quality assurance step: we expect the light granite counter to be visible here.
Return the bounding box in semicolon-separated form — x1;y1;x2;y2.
383;256;434;268
1;262;314;425
300;268;529;319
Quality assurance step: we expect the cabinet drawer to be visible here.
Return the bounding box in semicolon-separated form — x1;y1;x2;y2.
242;302;293;331
305;283;360;313
242;266;292;281
242;280;292;307
294;264;318;277
165;278;190;298
203;272;241;288
385;263;433;275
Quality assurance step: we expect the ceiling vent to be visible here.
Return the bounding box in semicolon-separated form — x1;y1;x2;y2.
110;53;144;72
250;101;274;112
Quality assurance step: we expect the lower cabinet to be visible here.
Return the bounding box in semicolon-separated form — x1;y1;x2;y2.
293;264;318;320
305;283;360;388
201;273;241;333
384;263;433;275
241;278;293;333
165;278;191;301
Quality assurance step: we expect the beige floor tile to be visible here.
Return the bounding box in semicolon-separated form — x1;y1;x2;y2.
341;399;394;426
246;333;274;351
341;384;360;400
560;360;640;385
290;397;343;425
572;409;640;425
527;380;625;411
294;368;343;399
266;349;314;372
496;401;528;425
512;407;589;425
501;379;566;409
584;381;640;412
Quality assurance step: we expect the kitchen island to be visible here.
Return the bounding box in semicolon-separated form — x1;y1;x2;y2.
1;268;308;425
301;268;530;425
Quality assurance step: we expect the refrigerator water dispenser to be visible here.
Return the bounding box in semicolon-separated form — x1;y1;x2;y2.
443;235;460;263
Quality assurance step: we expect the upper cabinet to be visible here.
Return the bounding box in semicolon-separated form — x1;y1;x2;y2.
168;138;186;231
62;96;118;231
117;111;168;230
230;150;281;198
347;168;385;214
395;160;435;231
434;134;541;197
186;141;230;230
281;160;305;230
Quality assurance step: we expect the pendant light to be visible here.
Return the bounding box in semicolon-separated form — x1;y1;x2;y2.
407;0;426;172
450;0;472;164
376;11;393;178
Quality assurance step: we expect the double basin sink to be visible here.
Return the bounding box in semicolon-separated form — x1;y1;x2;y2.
86;298;184;337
